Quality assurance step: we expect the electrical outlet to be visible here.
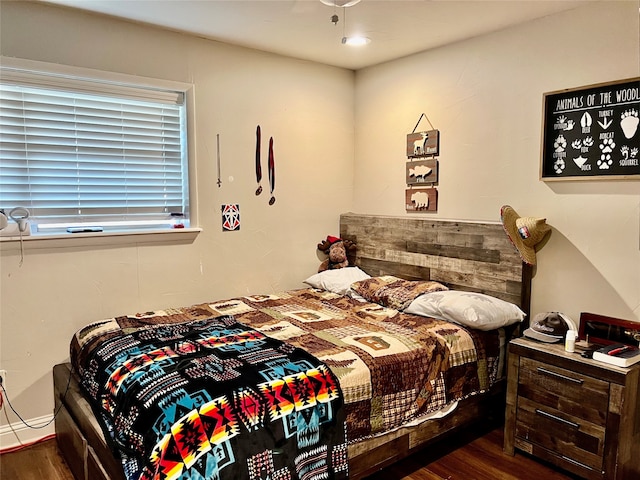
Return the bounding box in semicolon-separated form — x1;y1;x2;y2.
0;369;6;390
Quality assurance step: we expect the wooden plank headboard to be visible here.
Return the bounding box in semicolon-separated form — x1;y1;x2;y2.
340;213;532;317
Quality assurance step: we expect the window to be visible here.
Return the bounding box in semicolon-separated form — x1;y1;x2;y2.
0;58;194;236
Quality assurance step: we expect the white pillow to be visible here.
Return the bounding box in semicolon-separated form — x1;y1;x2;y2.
405;290;525;331
404;294;443;317
303;267;371;296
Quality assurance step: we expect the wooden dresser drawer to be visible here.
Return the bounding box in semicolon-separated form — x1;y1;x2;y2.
515;357;609;472
518;357;609;426
515;396;605;471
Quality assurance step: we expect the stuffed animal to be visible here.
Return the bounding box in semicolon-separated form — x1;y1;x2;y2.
317;236;357;272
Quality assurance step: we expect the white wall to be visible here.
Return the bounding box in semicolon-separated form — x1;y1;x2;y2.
354;1;640;324
0;1;354;445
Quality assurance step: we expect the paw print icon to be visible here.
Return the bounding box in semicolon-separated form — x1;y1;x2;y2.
597;153;613;170
599;138;616;154
621;109;639;139
554;135;567;152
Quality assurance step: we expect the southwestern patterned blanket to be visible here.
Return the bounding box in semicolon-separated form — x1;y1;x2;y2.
71;284;501;480
73;314;347;480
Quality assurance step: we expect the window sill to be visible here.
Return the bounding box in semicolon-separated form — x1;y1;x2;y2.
0;227;202;250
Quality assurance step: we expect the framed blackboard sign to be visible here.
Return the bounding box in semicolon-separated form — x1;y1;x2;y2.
540;77;640;181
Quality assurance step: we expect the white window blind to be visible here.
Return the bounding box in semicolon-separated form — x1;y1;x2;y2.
0;64;190;234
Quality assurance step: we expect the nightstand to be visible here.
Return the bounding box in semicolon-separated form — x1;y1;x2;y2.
504;337;640;480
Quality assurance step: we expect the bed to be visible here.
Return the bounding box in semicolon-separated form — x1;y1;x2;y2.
53;213;532;480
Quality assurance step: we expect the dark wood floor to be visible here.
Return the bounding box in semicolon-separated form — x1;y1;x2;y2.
0;438;75;480
365;423;580;480
0;423;579;480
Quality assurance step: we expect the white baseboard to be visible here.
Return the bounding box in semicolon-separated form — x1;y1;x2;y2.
0;414;55;450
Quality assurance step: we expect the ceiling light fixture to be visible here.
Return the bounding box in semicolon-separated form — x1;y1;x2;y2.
332;5;370;47
320;0;361;7
341;35;371;46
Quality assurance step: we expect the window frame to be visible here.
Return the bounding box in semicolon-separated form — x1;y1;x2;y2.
0;56;199;242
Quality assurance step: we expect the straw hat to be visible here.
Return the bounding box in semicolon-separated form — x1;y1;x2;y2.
500;205;551;266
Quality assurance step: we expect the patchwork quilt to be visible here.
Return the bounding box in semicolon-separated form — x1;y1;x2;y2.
71;287;501;479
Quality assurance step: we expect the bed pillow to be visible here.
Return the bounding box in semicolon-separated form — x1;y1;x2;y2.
350;275;448;310
405;290;526;331
303;266;371;295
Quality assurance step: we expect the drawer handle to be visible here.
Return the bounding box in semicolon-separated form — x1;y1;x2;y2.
536;367;584;385
560;455;596;472
535;409;580;429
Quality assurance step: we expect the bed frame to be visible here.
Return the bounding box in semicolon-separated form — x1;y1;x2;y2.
53;213;531;480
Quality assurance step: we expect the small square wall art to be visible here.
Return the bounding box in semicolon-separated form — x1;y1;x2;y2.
222;204;240;231
405;188;437;212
